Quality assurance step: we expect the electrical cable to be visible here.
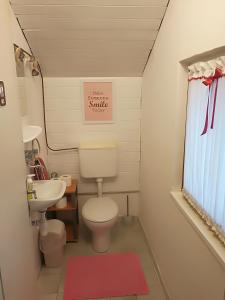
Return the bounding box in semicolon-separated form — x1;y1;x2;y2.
39;70;78;152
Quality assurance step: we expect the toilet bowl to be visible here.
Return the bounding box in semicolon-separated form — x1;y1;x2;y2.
82;197;118;252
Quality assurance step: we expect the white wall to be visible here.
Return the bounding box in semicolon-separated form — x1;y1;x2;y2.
0;1;38;300
11;9;47;277
140;1;225;300
44;77;141;215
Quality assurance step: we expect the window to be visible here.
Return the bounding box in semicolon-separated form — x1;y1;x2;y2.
183;57;225;245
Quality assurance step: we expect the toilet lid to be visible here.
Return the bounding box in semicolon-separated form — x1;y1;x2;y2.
82;197;118;223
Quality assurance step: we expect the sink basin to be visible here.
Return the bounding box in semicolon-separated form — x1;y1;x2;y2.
29;179;66;212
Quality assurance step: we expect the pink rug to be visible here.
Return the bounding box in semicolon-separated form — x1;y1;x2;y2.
63;253;149;300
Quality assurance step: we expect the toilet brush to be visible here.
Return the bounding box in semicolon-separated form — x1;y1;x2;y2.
124;195;133;223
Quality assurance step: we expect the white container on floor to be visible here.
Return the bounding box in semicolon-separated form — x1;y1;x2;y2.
40;219;66;267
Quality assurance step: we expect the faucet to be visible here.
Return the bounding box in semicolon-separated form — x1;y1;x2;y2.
29;164;45;180
31;189;37;199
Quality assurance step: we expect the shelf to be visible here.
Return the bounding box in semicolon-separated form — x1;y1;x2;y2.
46;178;79;242
47;180;78;212
65;179;77;194
47;198;77;212
22;125;42;143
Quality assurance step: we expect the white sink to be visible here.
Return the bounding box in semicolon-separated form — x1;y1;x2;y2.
29;179;66;212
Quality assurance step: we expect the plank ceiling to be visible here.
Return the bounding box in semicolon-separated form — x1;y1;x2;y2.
11;0;169;77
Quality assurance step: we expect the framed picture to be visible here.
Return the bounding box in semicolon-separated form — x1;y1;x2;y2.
82;81;114;123
0;81;6;107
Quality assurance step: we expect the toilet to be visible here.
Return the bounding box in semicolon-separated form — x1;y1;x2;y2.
79;141;119;252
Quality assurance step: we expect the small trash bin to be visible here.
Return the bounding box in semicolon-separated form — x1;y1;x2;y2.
40;219;66;267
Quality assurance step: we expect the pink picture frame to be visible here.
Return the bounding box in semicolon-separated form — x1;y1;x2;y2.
83;82;113;123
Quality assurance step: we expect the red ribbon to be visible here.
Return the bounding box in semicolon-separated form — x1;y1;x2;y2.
201;68;222;135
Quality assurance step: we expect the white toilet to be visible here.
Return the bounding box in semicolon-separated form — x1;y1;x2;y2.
79;141;119;252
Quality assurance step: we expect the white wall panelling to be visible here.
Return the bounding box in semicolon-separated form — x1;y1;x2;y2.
11;0;168;77
44;77;141;215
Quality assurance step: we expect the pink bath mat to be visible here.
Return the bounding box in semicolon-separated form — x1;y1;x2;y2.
63;252;149;300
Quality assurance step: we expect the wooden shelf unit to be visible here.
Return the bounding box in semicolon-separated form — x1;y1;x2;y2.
47;179;79;242
47;198;76;212
65;222;76;242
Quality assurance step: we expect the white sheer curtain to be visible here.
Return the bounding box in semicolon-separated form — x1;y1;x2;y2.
183;57;225;243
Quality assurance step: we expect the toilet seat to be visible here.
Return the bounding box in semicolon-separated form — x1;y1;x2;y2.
82;197;118;223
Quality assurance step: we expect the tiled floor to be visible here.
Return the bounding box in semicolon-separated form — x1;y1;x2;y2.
38;217;167;300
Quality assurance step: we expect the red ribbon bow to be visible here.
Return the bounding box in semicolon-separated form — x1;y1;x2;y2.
201;67;223;135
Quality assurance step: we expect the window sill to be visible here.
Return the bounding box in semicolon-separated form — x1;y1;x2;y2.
170;190;225;269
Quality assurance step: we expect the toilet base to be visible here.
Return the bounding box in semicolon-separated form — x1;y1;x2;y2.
83;217;117;253
93;231;110;252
